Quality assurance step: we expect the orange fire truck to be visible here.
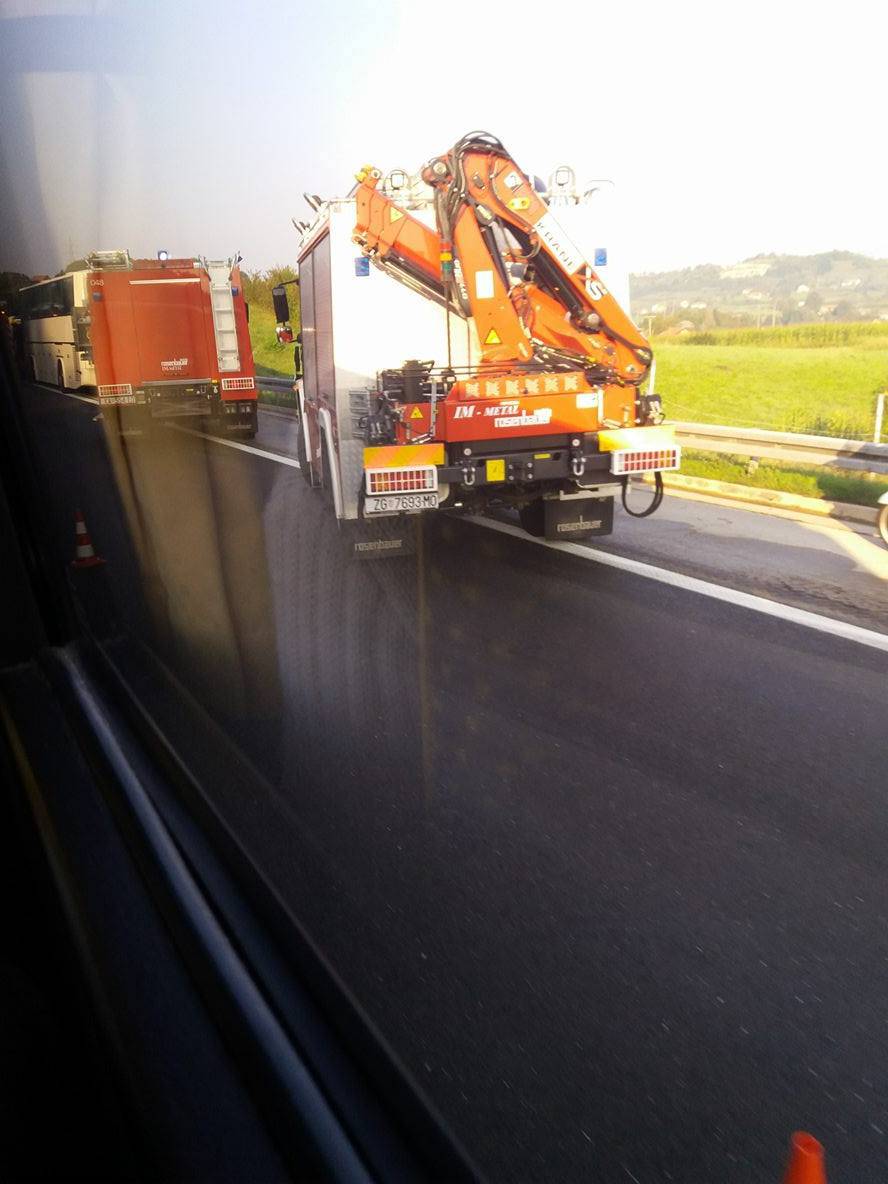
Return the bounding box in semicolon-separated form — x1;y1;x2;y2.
274;132;678;551
15;250;257;436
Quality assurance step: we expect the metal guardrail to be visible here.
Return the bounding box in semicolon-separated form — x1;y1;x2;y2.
672;422;888;476
257;375;295;390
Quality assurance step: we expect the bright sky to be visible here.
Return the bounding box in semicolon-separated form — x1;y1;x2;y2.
1;0;886;277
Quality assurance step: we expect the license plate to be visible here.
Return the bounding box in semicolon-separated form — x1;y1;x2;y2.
364;492;439;515
486;458;505;482
100;395;138;405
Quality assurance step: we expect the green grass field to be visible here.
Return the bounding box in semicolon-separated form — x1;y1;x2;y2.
679;450;888;508
655;324;888;503
248;305;296;377
654;336;888;440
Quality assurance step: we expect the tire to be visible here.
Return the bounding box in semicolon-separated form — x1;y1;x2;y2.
241;404;258;441
878;505;888;547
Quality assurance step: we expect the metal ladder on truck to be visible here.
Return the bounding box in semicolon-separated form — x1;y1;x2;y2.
206;260;241;373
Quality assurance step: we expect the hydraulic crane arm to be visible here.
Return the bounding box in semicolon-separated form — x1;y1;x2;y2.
353;169;460;313
353;133;652;385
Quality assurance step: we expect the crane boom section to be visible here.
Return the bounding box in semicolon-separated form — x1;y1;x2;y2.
353;172;451;306
353;138;652;385
433;144;651;382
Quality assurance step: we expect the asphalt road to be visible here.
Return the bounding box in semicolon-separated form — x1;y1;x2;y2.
18;385;888;1182
255;404;888;635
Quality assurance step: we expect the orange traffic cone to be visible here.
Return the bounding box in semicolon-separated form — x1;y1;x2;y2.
71;510;106;568
783;1131;826;1184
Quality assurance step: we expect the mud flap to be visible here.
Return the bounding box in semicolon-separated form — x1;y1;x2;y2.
538;495;614;541
342;516;418;560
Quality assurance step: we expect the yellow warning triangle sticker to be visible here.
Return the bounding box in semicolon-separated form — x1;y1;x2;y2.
390;208;404;222
409;406;423;419
484;328;502;345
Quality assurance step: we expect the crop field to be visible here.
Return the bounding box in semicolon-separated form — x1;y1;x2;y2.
654;323;888;440
669;322;888;349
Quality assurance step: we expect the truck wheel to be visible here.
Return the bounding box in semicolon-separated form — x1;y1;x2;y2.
241;403;258;440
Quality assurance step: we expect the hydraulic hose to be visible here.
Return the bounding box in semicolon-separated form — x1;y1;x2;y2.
621;471;664;518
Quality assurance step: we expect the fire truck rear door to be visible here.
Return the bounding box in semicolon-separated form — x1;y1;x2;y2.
128;276;213;383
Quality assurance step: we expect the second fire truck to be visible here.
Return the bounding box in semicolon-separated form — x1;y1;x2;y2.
15;250;257;437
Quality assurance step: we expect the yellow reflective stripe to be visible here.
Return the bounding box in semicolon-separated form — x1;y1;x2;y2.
364;444;445;468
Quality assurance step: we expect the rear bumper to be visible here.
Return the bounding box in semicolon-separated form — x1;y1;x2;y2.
438;427;679;489
97;383;143;406
97;380;256;421
439;439;610;487
359;429;678;524
98;380;214;412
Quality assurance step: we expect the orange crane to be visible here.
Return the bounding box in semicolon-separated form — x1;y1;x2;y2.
355;131;652;395
278;131;678;548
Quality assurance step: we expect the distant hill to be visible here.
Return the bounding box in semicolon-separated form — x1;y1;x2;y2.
630;251;888;330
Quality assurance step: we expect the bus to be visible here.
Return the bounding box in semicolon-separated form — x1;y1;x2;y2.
14;269;94;390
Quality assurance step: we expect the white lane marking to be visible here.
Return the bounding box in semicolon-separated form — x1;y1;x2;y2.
66;388;882;653
47;386;302;465
166;422;302;469
471;516;888;654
